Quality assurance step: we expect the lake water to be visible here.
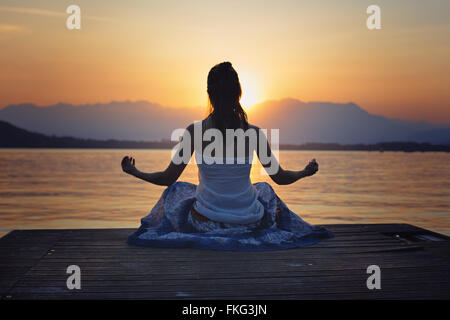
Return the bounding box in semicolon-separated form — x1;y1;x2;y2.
0;149;449;237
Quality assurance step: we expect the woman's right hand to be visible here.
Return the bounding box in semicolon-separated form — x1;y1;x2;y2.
121;156;137;175
303;159;319;177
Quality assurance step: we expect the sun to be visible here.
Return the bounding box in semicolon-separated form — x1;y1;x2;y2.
239;73;260;111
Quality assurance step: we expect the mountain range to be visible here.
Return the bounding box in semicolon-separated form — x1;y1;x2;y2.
0;99;449;145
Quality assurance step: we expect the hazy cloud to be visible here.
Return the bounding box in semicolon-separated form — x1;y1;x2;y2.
0;23;31;39
0;6;114;22
0;23;29;33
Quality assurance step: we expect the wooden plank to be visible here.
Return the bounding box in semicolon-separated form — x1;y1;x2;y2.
1;225;449;300
14;270;450;289
18;264;450;280
0;230;63;297
6;280;450;300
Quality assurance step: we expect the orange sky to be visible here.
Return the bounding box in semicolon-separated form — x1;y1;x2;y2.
0;0;449;123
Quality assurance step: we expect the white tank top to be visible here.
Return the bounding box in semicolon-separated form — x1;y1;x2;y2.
193;155;265;224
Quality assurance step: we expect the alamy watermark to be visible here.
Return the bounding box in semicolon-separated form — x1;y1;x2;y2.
366;5;382;30
66;264;81;290
66;5;81;30
170;121;280;175
366;265;381;290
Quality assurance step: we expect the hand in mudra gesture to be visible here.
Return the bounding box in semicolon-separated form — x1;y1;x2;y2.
121;156;137;175
303;159;319;177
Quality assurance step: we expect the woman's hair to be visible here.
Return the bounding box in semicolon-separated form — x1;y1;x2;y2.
207;62;248;132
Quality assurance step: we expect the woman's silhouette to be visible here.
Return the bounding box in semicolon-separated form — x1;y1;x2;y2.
122;62;332;250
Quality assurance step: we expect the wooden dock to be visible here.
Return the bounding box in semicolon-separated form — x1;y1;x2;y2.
1;224;449;300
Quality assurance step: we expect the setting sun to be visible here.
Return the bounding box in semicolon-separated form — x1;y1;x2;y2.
239;73;260;111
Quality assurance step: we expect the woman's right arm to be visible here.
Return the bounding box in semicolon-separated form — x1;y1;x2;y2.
253;125;318;185
122;160;184;186
121;124;195;186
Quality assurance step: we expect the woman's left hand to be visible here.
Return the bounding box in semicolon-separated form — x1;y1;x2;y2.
121;156;137;175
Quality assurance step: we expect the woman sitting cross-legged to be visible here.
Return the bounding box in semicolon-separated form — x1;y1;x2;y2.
122;62;333;250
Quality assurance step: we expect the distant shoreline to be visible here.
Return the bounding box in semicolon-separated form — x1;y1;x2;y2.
1;143;449;152
1;120;449;152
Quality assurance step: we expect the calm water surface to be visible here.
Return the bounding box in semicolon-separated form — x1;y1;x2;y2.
0;149;449;237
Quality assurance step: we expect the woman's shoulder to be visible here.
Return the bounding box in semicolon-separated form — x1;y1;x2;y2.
247;123;261;131
186;117;208;129
184;118;212;135
186;119;260;132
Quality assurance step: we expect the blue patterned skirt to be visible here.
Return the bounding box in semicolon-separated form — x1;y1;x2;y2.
127;181;333;251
